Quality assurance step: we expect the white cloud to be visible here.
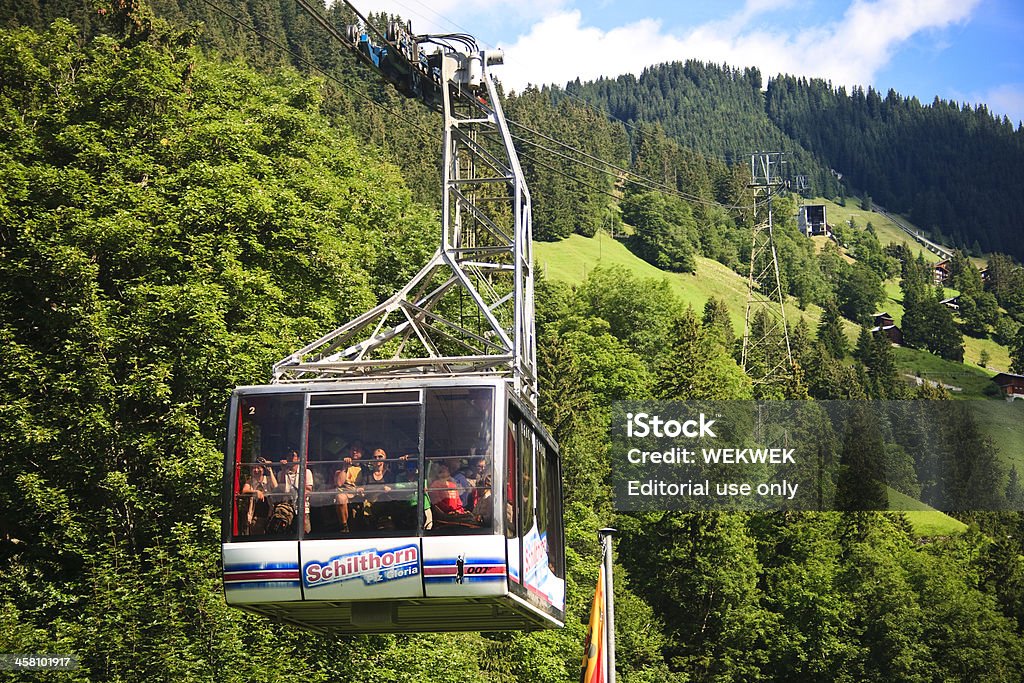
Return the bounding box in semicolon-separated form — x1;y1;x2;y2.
496;11;679;89
338;0;567;39
978;84;1024;126
497;0;981;93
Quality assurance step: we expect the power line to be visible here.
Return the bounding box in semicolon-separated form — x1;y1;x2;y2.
296;0;748;212
516;149;621;201
567;91;739;166
388;0;753;177
508;119;747;210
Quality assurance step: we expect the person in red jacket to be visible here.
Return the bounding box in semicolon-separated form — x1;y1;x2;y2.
428;463;479;525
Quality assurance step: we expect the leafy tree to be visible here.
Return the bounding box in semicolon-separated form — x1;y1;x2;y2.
993;315;1020;347
7;6;1024;682
701;295;735;350
837;262;885;324
574;266;684;366
617;511;772;681
751;513;857;680
621;190;698;273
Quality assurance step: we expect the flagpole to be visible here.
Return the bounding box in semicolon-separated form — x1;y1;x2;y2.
599;527;616;683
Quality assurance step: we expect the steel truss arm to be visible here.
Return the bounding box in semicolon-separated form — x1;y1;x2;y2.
274;45;538;408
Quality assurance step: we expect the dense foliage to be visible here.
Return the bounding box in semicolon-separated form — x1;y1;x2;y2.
565;61;1024;263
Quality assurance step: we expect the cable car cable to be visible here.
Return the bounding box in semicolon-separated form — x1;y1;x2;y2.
508;119;748;210
199;0;639;204
286;0;732;206
199;0;748;214
559;87;745;169
510;129;749;210
515;149;622;201
197;0;441;146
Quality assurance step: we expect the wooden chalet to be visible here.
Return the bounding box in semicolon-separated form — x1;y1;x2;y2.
872;312;895;327
940;295;961;311
992;373;1024;401
870;313;902;344
870;323;903;345
933;259;951;285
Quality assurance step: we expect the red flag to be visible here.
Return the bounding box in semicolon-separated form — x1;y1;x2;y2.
580;565;606;683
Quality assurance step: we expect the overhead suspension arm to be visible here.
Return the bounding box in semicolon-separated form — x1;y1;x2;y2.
277;1;537;409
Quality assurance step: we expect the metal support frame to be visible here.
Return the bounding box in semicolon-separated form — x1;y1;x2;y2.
742;152;794;385
272;50;538;409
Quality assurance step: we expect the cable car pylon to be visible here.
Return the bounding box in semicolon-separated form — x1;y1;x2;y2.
741;151;795;388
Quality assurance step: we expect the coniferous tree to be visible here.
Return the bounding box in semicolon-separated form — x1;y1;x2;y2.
817;299;848;358
654;308;752;400
1011;327;1024;374
7;5;1024;681
836;405;888;511
702;296;736;350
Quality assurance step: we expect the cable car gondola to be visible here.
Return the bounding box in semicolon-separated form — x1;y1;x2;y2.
222;377;563;632
221;3;561;633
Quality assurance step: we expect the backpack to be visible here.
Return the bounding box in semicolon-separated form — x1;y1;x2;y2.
266;499;296;534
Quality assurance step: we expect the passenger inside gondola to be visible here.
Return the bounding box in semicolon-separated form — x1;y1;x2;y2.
472;474;493;525
364;448;396;529
239;462;277;535
453;456;487;510
335;443;367;533
428;462;480;527
275;450;312;534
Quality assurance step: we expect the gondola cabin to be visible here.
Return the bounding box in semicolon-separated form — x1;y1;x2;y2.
222;377;564;633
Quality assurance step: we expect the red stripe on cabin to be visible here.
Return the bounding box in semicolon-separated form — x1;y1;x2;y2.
225;570;300;582
232;404;244;537
423;564;506;577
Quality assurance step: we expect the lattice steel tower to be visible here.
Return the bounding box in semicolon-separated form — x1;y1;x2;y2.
741;152;794;385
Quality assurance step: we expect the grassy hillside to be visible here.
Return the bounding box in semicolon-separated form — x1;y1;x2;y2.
881;281;1011;373
810;196;941;262
887;489;970;537
536;229;1010;374
535;231;829;334
891;346;998;399
815;196;988;268
974;400;1024;474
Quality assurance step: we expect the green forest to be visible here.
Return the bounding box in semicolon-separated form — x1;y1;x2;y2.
569;61;1024;261
2;1;1024;681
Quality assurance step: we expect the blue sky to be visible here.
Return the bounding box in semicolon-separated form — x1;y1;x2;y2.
362;0;1024;125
